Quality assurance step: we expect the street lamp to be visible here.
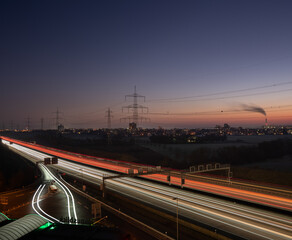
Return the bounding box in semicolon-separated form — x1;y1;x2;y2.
173;197;179;240
79;168;85;191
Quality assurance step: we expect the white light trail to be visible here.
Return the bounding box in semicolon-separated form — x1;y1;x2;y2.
32;184;52;222
42;164;78;223
36;184;61;223
5;142;79;224
5;140;292;239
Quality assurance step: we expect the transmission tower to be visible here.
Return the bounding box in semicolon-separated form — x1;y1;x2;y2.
105;108;113;129
53;108;62;129
10;120;14;131
121;86;150;126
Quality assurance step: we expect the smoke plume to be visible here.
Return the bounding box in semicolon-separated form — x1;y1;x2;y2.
240;104;266;116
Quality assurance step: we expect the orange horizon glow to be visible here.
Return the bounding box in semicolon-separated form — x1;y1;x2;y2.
150;110;292;127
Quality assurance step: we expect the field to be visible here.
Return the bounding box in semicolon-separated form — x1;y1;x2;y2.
144;135;292;162
143;135;292;186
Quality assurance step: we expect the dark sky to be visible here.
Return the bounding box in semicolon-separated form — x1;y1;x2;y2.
1;0;292;129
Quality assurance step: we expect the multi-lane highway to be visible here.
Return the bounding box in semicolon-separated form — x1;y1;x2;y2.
2;138;292;240
1;136;292;212
1;139;82;224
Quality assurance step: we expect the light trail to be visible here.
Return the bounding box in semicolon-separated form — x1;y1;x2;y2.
50;155;292;239
31;184;53;223
3;136;291;212
2;137;292;239
56;160;292;227
42;164;78;224
107;183;289;240
4;141;79;224
4;138;292;212
31;184;60;223
36;184;61;223
74;166;292;239
58;160;292;234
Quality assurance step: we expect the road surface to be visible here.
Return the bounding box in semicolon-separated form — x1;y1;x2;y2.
4;139;292;240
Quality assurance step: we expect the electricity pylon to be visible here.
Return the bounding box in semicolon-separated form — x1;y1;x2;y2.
121;86;150;126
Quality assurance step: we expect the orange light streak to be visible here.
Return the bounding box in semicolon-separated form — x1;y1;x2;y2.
1;136;292;211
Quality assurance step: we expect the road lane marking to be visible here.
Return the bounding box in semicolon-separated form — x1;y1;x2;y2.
42;164;78;224
6;138;292;239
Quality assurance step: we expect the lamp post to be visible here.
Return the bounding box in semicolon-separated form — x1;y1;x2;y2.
173;197;179;240
79;168;83;183
79;168;85;191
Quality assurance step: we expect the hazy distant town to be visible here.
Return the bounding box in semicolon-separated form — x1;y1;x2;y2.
1;122;292;143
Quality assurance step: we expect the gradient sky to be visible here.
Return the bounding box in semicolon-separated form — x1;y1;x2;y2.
1;0;292;129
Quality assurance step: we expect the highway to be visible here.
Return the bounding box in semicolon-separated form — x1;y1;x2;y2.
1;136;292;213
3;139;292;240
1;140;80;224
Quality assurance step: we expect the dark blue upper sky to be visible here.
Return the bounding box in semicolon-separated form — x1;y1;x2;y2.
1;0;292;128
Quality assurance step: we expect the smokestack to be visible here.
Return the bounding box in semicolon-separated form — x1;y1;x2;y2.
265;118;268;127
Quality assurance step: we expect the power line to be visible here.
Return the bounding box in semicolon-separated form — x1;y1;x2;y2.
153;88;292;103
68;119;106;125
148;103;292;117
52;108;63;129
148;81;292;102
65;101;124;119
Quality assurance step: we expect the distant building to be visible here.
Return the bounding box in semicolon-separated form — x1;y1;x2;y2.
58;124;65;132
129;122;137;131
